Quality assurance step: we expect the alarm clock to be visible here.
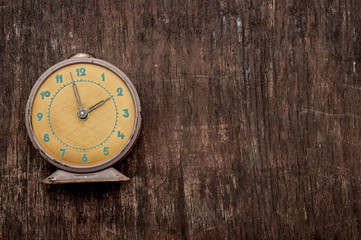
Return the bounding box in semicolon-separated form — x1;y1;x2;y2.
25;53;141;183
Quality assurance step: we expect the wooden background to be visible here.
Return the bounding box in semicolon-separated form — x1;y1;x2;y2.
1;0;361;239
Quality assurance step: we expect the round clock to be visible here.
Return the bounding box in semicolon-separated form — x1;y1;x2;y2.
25;54;141;175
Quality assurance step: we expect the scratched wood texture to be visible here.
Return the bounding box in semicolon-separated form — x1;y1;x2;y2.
1;0;361;239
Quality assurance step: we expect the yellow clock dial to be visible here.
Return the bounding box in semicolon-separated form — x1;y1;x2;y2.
29;62;138;168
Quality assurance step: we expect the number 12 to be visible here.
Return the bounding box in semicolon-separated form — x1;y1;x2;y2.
76;68;86;76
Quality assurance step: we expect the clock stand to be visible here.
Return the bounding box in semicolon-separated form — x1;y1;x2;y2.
42;168;129;184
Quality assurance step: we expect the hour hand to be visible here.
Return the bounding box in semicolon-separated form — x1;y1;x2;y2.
87;97;111;113
70;72;83;110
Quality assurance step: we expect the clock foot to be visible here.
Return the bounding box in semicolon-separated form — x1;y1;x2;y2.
41;167;130;184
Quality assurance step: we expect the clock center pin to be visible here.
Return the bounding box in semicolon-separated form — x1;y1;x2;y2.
77;109;88;119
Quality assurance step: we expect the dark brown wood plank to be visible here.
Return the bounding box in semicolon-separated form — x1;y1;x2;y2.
1;0;361;239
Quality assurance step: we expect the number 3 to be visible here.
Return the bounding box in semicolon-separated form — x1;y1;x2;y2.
123;109;129;118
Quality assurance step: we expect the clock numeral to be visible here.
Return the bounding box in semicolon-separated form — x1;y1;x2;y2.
55;74;63;83
118;131;125;139
60;149;66;158
82;154;88;162
117;88;123;96
76;67;86;76
123;109;129;118
37;112;43;121
101;73;105;81
43;133;49;142
40;91;50;100
103;147;109;156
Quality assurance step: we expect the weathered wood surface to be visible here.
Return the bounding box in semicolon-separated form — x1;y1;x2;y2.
1;0;361;239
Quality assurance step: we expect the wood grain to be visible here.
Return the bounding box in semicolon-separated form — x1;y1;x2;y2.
1;0;361;239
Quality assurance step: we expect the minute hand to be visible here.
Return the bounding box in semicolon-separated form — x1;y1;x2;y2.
70;72;83;110
87;97;111;113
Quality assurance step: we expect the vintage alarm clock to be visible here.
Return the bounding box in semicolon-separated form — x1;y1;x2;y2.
25;53;141;183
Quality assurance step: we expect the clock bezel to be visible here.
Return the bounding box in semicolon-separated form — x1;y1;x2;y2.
25;57;142;173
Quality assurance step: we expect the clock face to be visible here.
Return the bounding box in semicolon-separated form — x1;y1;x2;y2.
26;58;141;172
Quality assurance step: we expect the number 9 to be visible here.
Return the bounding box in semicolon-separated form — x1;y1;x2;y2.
37;112;43;121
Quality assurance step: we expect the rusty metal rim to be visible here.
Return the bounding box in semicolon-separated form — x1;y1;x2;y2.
25;57;142;173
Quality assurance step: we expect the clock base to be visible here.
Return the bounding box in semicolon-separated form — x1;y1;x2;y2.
41;167;130;184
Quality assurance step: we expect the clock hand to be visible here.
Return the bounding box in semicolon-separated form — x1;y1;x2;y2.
87;97;111;113
77;97;111;120
70;72;83;110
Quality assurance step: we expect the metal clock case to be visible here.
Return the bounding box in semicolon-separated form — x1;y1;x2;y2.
25;54;141;183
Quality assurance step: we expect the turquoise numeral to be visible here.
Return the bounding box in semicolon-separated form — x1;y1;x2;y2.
37;112;43;121
55;74;63;83
123;109;129;118
118;131;125;139
76;68;86;76
82;154;88;162
40;91;50;100
44;133;49;142
60;149;66;158
117;88;123;96
103;147;109;156
101;73;105;81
